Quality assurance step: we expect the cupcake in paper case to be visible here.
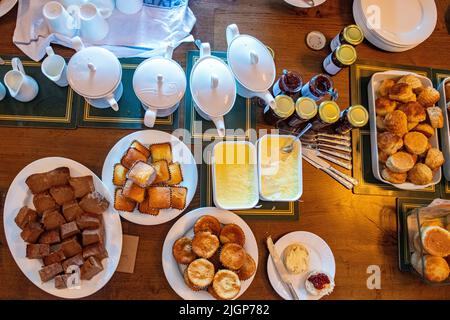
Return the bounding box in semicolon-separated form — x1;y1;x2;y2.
305;270;335;297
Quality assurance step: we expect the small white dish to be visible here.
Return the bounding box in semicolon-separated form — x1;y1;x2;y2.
267;231;335;300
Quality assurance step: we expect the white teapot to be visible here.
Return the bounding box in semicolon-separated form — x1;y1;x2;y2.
226;24;276;109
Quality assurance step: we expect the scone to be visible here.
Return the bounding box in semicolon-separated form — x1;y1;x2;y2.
375;97;397;116
381;167;407;184
397;101;426;123
378;79;396;97
426;107;444;128
384;110;408;136
417;87;440;107
386;152;415;173
212;270;241;300
219;243;246;270
403;132;429;155
172;237;197;265
407;121;419;131
376;115;386;131
412;123;434;138
397;75;423;93
191;231;220;259
425;148;445;170
378;150;390;164
421;226;450;257
407;163;433;185
389;83;416;103
377;132;403;155
186;258;215;288
411;253;449;283
445;82;450;103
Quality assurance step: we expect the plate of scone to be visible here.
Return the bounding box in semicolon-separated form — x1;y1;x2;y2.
162;207;258;300
3;157;122;299
369;71;444;190
102;130;198;225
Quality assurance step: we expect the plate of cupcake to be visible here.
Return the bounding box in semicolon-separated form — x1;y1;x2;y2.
162;207;258;300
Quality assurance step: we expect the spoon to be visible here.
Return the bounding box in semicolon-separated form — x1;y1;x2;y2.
281;123;313;154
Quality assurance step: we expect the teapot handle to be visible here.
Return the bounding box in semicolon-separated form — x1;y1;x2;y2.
226;24;240;46
200;42;211;58
144;107;157;128
106;95;119;111
71;36;85;52
11;58;25;75
45;46;55;57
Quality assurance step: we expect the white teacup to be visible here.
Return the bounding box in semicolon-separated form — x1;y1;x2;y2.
116;0;143;15
78;3;109;42
41;46;69;87
43;1;77;37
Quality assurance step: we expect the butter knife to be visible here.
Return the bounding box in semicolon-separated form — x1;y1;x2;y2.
266;236;299;300
303;156;354;189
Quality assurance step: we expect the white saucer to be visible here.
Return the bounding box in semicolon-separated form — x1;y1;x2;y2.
86;82;123;109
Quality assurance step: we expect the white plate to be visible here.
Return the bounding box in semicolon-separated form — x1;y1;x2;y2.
267;231;335;300
0;0;17;18
368;71;442;190
162;207;258;300
3;157;123;299
438;78;450;180
101;130;198;226
284;0;326;8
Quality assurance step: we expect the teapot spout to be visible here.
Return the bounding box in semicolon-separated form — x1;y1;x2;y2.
257;91;276;109
212;116;226;137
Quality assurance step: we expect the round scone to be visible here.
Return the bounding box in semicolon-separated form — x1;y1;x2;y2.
378;79;395;97
375;97;397;116
386;152;415;173
219;224;245;246
404;132;429;155
237;253;256;281
212;270;241;300
398;75;423;93
384;110;408;136
220;243;246;270
283;243;309;274
377;132;403;155
173;237;197;265
192;231;220;259
381;167;407;184
420;226;450;257
389;83;416;103
194;215;221;235
417;87;440;107
425;148;445;170
397;101;426;123
407;163;433;185
413;123;434;138
411;253;450;283
187;258;215;288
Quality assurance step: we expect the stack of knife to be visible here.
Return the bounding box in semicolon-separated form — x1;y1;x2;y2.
301;132;358;189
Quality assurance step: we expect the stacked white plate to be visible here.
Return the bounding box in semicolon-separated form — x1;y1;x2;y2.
353;0;437;52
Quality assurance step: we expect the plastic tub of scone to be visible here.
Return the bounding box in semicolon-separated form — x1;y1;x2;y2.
405;199;450;286
368;70;444;190
438;77;450;181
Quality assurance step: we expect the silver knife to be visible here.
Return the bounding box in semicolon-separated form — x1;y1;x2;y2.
314;150;352;170
317;147;352;161
266;236;299;300
303;156;354;189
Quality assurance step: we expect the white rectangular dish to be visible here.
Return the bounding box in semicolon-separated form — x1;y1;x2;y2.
368;70;442;190
438;77;450;181
257;134;303;202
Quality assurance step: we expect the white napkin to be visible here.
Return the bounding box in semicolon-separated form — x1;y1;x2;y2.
13;0;196;61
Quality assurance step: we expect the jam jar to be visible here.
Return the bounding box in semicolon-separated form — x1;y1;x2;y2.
277;97;318;133
272;69;303;100
311;100;340;131
301;74;337;102
333;104;369;134
323;44;357;76
330;24;364;51
263;95;295;125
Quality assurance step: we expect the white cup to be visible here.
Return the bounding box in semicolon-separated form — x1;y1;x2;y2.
0;82;6;101
43;1;77;37
89;0;115;18
79;3;110;42
41;46;69;87
116;0;143;15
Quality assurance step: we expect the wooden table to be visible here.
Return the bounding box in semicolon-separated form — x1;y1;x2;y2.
1;0;449;300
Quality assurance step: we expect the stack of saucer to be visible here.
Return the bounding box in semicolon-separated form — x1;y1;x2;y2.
353;0;437;52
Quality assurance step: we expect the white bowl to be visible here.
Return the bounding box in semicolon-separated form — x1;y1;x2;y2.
438;77;450;181
368;70;442;190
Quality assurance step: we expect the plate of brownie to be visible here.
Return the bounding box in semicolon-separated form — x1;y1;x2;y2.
3;157;123;299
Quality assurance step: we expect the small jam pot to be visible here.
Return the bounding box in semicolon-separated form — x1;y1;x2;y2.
333;104;369;134
330;24;364;51
272;69;303;100
277;97;317;133
323;44;357;76
263;95;295;125
311;100;340;131
301;74;336;102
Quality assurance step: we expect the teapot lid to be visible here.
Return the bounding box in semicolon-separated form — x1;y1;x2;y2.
227;34;276;92
133;57;186;109
68;46;121;98
190;56;236;118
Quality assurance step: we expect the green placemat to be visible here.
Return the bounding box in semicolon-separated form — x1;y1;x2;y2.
396;198;432;272
184;51;257;141
350;60;442;198
0;56;77;128
76;58;179;130
200;149;299;220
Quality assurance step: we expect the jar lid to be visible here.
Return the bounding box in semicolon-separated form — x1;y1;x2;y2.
296;97;318;120
343;25;364;46
190;56;236;117
306;31;327;50
227;34;276;92
347;105;369;127
318;101;340;124
273;95;295;118
68;47;121;98
133;57;186;109
335;44;357;66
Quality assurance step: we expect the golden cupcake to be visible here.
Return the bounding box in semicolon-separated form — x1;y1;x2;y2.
377;132;403;155
425;148;445;171
186;258;215;288
172;237;197;265
212;270;241;300
386;152;415;173
378;79;396;97
384;110;408;136
191;231;220;259
407;163;433;185
389;83;416;103
194;215;221;236
397;101;426;123
411;253;449;283
220;243;246;270
219;224;246;246
417;87;440;107
237;253;257;281
381;167;407;184
398;75;423;93
404;132;429;155
421;226;450;257
375;97;397;116
426;107;444;129
412;123;434;138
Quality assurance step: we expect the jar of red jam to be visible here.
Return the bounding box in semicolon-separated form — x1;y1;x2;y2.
263;95;295;125
272;69;303;100
301;74;337;103
277;97;318;133
311;100;340;131
333;104;369;134
323;44;357;76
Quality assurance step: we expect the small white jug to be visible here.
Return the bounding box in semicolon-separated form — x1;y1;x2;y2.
42;1;77;37
4;58;39;103
78;3;110;42
41;46;69;87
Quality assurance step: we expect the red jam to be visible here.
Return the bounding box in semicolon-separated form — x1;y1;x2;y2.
308;273;330;290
